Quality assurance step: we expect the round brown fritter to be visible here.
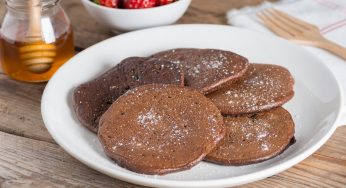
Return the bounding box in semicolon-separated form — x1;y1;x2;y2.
207;64;294;115
73;57;184;133
151;48;249;94
98;84;225;175
205;107;295;165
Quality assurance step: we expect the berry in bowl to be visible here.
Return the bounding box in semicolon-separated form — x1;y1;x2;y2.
93;0;176;9
81;0;191;32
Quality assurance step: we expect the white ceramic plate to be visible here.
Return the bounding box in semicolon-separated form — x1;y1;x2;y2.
41;25;345;188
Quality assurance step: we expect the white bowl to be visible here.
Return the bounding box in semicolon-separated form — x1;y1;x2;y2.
80;0;191;32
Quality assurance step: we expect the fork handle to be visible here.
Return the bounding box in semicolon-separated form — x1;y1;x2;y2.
317;39;346;60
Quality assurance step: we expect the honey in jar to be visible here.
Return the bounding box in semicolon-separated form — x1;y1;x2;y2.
0;0;75;82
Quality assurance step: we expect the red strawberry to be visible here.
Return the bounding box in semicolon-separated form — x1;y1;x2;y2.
156;0;174;6
99;0;119;8
123;0;156;9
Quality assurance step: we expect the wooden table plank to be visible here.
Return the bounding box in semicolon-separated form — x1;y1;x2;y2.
0;131;143;188
0;0;4;21
0;74;53;143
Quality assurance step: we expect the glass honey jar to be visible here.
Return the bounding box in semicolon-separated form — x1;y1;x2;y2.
0;0;75;82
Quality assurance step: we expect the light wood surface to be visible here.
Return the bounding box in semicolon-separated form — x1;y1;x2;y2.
0;0;345;187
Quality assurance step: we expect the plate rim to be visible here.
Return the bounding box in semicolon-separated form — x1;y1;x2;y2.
41;24;344;187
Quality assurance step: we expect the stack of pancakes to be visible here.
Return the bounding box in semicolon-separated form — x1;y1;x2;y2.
73;48;295;175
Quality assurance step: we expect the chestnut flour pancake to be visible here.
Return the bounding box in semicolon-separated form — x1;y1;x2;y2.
207;64;294;115
73;57;184;133
151;48;249;94
205;107;295;165
98;84;225;175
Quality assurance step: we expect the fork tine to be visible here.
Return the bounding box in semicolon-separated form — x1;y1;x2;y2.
266;9;306;32
262;9;303;35
271;9;319;31
257;12;294;39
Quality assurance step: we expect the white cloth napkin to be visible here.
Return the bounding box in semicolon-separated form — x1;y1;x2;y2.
227;0;346;124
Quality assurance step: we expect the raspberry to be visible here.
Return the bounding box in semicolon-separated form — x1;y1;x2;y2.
99;0;119;8
123;0;156;9
156;0;175;6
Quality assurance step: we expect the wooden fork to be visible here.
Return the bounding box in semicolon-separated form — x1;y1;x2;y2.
257;8;346;60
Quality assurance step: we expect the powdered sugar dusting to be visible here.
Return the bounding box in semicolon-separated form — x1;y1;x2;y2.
214;64;293;112
261;142;269;151
168;124;190;143
199;53;230;79
186;53;229;78
237;116;277;152
152;49;248;87
189;64;201;77
208;115;217;123
137;108;162;128
257;131;268;140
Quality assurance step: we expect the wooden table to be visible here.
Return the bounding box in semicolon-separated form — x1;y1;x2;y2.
0;0;345;187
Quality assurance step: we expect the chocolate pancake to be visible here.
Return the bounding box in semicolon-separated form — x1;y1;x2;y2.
98;84;225;175
205;107;295;165
207;64;294;115
151;48;249;94
73;57;184;133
